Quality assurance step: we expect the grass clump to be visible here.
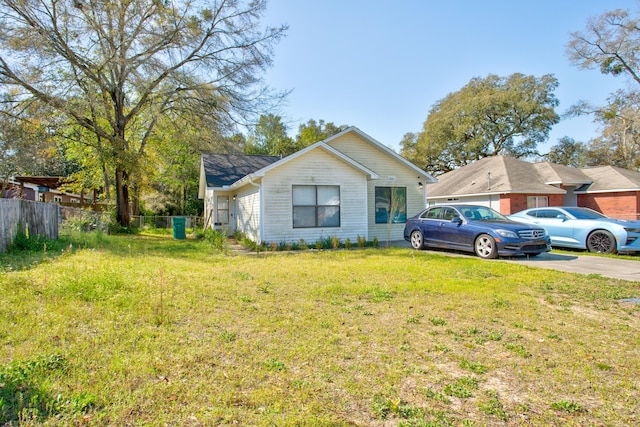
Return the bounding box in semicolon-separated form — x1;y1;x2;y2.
478;391;508;421
0;354;96;424
551;400;584;414
459;358;488;374
429;316;447;326
372;396;423;420
443;377;478;398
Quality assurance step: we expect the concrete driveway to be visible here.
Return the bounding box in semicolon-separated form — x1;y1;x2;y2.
390;241;640;282
501;251;640;282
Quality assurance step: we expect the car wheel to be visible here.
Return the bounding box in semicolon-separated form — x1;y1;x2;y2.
474;234;498;259
586;230;617;254
410;230;424;250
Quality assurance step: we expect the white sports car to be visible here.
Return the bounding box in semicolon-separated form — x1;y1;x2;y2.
508;207;640;254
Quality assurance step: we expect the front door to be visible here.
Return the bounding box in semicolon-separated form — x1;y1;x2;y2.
216;195;229;227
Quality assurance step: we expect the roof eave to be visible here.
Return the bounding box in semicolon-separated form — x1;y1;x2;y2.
429;188;567;198
575;188;640;194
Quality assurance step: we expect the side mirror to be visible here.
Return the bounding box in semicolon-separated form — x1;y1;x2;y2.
556;214;568;221
452;216;463;224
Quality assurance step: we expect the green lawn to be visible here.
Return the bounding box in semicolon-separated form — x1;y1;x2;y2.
1;233;639;426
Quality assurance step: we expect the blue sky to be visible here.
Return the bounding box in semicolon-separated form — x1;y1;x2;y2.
262;0;638;154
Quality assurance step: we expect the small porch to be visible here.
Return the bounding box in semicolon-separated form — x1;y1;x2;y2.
206;190;236;236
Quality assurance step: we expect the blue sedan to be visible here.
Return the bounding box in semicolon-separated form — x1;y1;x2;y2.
404;205;551;259
508;206;640;254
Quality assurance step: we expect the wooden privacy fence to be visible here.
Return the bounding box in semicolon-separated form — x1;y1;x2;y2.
0;199;59;252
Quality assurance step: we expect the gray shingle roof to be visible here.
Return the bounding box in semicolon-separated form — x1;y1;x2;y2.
428;156;640;198
533;162;592;185
428;156;565;197
202;153;281;187
579;166;640;192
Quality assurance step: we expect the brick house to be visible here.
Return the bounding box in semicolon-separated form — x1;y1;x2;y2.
427;156;640;220
577;166;640;220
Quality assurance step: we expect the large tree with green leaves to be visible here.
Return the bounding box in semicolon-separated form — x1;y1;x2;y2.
545;136;589;167
295;119;347;149
0;0;286;226
0;92;76;188
245;113;294;156
400;73;560;175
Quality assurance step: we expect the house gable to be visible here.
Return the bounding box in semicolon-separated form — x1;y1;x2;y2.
260;147;370;243
323;127;436;184
320;127;436;240
245;141;380;181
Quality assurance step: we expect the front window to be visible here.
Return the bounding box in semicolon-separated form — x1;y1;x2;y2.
375;187;407;224
293;185;340;228
527;196;548;208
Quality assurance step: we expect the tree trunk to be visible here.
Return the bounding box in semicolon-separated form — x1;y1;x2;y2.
115;167;131;227
102;163;111;201
131;187;140;216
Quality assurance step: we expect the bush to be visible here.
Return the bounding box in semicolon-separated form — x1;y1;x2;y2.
204;228;227;250
9;229;46;252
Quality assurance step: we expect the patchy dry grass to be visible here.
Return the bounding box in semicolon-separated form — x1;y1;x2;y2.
1;233;639;426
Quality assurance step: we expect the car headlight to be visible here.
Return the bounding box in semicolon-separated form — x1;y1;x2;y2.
496;229;519;239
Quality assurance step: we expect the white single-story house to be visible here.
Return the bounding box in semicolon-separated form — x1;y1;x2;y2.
198;127;436;244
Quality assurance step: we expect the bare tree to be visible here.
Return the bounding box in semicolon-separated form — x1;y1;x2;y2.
567;8;640;86
567;8;640;170
0;0;287;226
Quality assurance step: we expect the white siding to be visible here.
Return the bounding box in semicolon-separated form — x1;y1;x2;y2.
235;185;261;242
261;149;368;244
203;188;215;229
327;133;427;241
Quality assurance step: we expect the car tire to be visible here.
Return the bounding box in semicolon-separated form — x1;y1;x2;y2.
410;230;424;250
586;230;617;254
474;234;498;259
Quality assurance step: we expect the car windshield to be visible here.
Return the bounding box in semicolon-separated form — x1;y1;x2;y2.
460;206;507;221
562;207;608;219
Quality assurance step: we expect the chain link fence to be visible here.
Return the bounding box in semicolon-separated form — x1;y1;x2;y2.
131;215;203;229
